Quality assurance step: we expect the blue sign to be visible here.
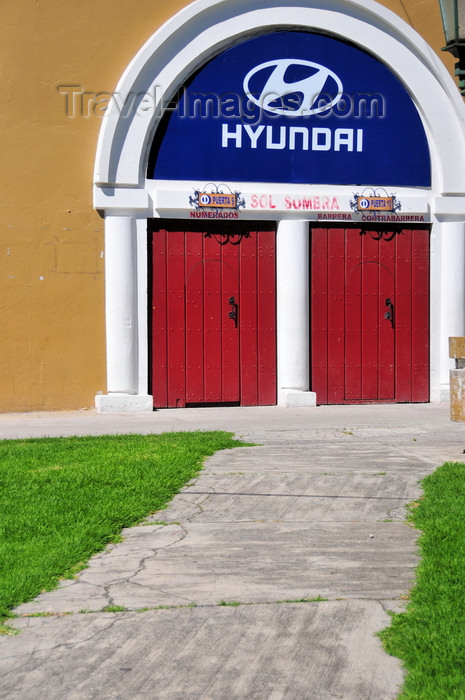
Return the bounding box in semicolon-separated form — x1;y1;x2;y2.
149;32;431;187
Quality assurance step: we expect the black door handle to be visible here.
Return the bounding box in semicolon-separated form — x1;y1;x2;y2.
228;296;238;328
384;298;394;328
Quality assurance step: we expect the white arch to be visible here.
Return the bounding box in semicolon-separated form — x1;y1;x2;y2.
94;0;465;193
94;0;465;412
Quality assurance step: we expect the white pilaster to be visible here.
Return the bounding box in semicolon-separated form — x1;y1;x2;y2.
136;217;150;395
276;219;316;407
95;215;152;412
431;221;465;401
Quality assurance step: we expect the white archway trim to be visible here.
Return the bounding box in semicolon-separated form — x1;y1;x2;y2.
94;0;465;197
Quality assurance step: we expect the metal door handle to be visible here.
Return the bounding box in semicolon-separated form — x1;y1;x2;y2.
228;296;238;328
384;298;394;328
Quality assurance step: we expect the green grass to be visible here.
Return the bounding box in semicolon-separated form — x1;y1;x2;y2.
380;461;465;699
218;600;241;607
0;431;248;624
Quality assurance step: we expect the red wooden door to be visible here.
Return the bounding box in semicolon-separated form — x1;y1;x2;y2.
151;220;276;408
311;226;429;404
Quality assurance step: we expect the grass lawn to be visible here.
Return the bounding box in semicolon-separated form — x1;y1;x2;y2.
380;461;465;699
0;431;248;627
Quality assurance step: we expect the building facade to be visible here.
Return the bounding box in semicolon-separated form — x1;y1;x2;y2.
3;0;465;412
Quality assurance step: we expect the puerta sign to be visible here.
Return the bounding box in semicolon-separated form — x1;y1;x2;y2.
149;31;431;187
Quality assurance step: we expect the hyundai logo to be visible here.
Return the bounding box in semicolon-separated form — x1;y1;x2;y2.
243;59;343;116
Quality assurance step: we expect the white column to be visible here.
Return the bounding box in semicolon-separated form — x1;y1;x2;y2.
105;215;137;393
430;221;465;402
136;217;149;395
276;219;316;407
95;215;152;412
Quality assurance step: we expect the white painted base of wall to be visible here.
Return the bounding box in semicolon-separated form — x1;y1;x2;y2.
440;384;452;403
278;389;317;407
95;394;153;413
96;391;317;412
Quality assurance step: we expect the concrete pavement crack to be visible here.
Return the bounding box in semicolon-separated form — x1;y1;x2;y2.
377;598;407;615
9;595;412;622
107;577;197;606
177;493;213;522
0;614;120;669
148;523;188;548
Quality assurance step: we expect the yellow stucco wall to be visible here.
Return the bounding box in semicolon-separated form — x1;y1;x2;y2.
0;0;457;411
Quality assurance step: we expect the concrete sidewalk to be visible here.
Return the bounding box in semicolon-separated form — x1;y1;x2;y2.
0;404;464;699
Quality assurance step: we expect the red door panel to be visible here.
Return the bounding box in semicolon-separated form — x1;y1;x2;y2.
152;228;168;408
221;251;240;403
202;237;223;402
166;229;186;408
310;229;330;404
185;232;204;404
377;235;395;400
239;230;259;406
361;237;384;400
395;230;413;402
311;226;429;404
327;228;345;403
257;228;278;405
411;230;429;402
344;231;362;401
151;220;276;408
